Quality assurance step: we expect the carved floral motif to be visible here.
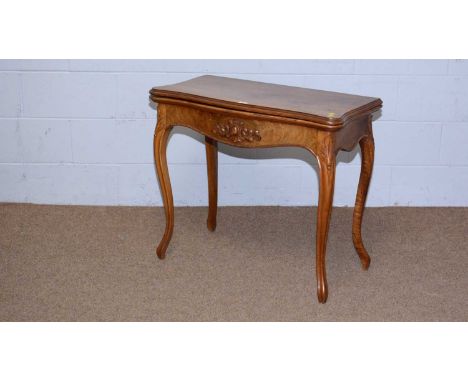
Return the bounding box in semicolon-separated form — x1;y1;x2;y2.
212;119;261;143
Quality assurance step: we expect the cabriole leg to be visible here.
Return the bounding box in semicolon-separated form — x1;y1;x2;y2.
352;124;375;269
154;116;174;259
315;143;336;303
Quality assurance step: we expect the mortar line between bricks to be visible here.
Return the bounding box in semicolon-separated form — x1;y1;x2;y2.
19;73;24;118
0;117;153;120
1;70;464;77
1;163;467;168
438;123;445;165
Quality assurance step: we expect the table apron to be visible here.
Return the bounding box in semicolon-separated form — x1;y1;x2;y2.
160;103;320;151
334;115;372;152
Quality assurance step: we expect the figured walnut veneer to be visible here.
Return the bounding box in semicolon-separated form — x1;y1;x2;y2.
150;75;382;303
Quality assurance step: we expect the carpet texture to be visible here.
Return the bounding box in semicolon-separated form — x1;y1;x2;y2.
0;203;467;321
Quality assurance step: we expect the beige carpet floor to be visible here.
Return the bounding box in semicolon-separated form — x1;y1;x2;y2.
0;203;467;321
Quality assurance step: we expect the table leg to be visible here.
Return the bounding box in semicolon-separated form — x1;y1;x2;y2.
154;119;174;259
316;149;336;303
352;130;375;269
205;137;218;232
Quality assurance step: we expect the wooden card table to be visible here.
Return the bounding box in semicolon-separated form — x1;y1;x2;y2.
150;75;382;303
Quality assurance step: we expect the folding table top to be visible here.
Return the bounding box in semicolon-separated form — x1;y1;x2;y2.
150;75;382;127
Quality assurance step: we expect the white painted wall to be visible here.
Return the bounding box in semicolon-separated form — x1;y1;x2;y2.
1;59;467;207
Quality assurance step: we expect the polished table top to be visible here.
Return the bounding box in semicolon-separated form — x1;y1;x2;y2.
150;75;382;128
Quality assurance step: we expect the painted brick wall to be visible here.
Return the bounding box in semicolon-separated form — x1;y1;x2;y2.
1;59;467;206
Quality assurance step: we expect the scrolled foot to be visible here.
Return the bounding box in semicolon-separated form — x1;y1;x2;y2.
361;256;371;270
207;219;216;232
156;242;167;259
353;232;371;270
358;248;371;270
317;278;328;303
